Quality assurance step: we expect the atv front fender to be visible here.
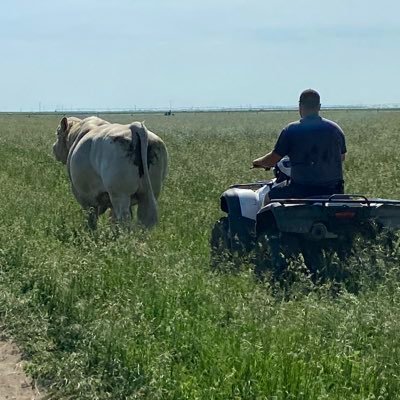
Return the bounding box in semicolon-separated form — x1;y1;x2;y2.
220;189;256;251
255;203;280;236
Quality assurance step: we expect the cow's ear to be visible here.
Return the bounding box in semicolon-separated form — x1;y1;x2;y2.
60;117;68;132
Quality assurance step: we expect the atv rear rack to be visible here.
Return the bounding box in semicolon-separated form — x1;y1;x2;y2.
270;194;400;206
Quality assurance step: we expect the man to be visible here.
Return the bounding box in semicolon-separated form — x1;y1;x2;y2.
253;89;346;200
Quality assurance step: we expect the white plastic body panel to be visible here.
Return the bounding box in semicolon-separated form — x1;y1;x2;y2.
237;180;288;220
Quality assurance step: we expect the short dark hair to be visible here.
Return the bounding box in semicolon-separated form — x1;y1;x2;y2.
299;89;320;108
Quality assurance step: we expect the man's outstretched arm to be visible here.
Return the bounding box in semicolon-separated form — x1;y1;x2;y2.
252;151;282;169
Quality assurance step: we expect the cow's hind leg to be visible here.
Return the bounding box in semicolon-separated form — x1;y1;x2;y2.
136;192;158;229
88;204;111;229
109;193;132;228
71;185;97;230
87;207;98;230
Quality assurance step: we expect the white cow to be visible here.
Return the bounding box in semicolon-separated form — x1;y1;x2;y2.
52;116;168;229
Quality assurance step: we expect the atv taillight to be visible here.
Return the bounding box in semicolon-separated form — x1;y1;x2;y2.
335;211;356;219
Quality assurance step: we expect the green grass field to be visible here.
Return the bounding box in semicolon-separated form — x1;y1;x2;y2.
1;110;400;399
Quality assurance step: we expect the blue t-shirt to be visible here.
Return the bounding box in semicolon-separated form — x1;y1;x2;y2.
274;115;346;186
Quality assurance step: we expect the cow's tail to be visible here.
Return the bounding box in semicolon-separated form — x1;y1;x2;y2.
131;122;158;228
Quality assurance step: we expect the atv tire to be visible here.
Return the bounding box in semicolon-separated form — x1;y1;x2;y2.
210;217;233;270
254;231;291;279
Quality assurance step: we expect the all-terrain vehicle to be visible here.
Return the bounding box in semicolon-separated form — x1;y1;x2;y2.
211;158;400;277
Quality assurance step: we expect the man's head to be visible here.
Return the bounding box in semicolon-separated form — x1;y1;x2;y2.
299;89;321;117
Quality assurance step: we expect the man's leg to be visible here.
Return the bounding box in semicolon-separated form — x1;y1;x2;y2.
265;183;304;204
267;181;345;203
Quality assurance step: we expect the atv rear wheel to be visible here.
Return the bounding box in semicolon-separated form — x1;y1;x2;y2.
254;232;273;278
300;240;325;280
254;231;289;278
300;237;354;283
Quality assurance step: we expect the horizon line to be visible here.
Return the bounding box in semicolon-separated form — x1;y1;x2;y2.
1;104;400;114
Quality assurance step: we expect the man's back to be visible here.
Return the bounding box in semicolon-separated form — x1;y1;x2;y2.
274;115;346;186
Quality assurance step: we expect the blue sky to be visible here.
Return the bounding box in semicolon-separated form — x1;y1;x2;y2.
1;0;399;111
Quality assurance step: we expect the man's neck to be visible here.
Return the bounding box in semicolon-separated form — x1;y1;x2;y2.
302;111;319;118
